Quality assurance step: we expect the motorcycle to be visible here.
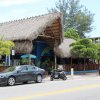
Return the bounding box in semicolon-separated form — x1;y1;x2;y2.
50;69;67;81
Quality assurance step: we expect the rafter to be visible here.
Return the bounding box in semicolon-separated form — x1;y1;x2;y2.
38;35;54;39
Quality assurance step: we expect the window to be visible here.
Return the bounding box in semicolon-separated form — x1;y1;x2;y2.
27;65;35;71
21;66;28;71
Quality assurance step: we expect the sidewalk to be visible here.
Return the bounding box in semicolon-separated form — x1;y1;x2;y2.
68;71;100;79
45;72;100;81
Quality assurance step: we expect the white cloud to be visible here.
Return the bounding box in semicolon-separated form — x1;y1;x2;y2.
0;0;40;6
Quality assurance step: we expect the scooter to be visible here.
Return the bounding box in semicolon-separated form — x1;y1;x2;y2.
50;69;67;81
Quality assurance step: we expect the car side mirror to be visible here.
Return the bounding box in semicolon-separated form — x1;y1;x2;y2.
17;69;21;73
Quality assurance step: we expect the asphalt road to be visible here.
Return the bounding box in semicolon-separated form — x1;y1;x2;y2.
0;75;100;100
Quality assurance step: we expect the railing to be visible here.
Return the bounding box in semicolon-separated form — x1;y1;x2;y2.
64;64;99;71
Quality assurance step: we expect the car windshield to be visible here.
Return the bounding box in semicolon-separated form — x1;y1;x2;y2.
3;66;21;72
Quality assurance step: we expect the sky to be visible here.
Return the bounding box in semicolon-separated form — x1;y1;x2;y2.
0;0;99;38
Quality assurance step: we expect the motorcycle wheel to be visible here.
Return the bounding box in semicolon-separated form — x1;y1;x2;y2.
50;77;53;81
63;76;67;80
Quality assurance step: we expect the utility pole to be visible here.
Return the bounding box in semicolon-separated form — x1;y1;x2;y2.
12;49;15;66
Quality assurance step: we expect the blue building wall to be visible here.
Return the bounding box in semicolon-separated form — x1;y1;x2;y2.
32;40;54;60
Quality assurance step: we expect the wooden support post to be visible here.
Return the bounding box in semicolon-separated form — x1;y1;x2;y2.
55;55;57;69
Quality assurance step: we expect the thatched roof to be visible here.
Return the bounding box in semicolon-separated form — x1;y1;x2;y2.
54;38;75;58
14;40;32;53
0;12;63;53
0;12;63;42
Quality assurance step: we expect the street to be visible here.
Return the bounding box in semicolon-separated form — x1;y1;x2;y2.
0;75;100;100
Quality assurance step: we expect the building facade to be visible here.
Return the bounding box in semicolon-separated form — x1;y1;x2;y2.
90;37;100;44
0;12;63;69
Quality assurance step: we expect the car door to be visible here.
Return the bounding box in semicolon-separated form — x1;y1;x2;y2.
27;65;37;81
18;66;31;82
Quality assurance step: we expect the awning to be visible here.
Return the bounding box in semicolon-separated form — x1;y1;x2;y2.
21;54;36;59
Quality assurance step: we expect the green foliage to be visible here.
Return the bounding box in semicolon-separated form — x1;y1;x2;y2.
71;45;85;57
42;58;51;66
48;0;94;37
78;38;94;47
80;48;97;59
35;47;52;67
96;43;100;52
0;39;15;55
36;59;41;67
70;38;97;59
41;47;52;56
64;28;80;40
96;44;100;60
20;58;29;65
4;67;15;72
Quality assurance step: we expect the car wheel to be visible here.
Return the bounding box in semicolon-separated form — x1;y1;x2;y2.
36;75;42;83
7;77;15;86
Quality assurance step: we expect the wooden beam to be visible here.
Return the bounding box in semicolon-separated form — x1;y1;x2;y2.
45;28;60;33
46;26;60;30
38;35;54;39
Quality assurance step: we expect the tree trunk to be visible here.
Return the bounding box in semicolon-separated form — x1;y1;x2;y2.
83;58;86;72
98;60;100;75
71;57;72;68
54;55;57;69
78;58;79;71
98;60;100;68
70;57;73;73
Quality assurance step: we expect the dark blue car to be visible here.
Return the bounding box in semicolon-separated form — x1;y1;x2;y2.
0;65;45;86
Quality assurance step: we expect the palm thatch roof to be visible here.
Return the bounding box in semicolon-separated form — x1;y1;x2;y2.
54;38;75;58
0;12;63;53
